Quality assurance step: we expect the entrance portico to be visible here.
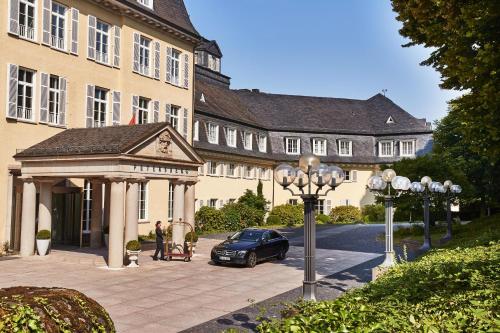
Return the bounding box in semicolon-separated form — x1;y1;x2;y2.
14;123;204;269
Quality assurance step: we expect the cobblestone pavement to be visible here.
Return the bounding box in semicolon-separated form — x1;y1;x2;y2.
0;224;384;333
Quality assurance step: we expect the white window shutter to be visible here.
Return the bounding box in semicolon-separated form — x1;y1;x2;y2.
218;163;224;177
8;0;19;35
352;170;358;182
199;199;204;207
113;26;121;67
39;73;49;123
154;41;160;79
165;103;171;123
70;8;79;55
182;108;188;139
166;47;172;82
112;91;121;125
219;199;224;208
198;165;204;176
42;0;51;45
183;53;189;88
7;64;18;119
132;95;139;123
85;84;94;128
58;77;67;126
87;15;96;59
326;200;332;215
153;100;160;123
133;32;140;72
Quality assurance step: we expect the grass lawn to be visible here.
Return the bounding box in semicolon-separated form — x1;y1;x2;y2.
257;214;500;332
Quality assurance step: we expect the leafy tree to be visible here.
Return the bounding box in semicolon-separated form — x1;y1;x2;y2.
237;186;269;212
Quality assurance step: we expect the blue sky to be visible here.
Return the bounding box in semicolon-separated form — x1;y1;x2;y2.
184;0;461;122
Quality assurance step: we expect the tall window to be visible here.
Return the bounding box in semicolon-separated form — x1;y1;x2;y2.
82;181;92;234
48;75;60;124
168;183;174;221
338;140;352;156
17;68;35;121
207;161;218;176
226;128;237;147
400;140;415;156
138;182;148;220
379;141;394;157
226;163;236;177
258;135;267;153
19;0;36;40
345;170;351;181
93;87;107;127
170;105;180;131
193;120;199;141
207;123;219;144
244;165;253;179
95;20;110;64
51;2;66;49
288;199;298;205
170;49;181;85
313;138;327;156
138;97;149;124
285;137;300;155
208;199;217;208
315;199;325;215
139;36;150;76
243;132;253;150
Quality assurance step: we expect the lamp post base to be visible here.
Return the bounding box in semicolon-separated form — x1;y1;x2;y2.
440;232;452;243
303;281;317;301
419;240;431;251
380;251;395;267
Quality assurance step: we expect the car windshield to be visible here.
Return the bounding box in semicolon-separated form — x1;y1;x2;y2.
230;230;264;242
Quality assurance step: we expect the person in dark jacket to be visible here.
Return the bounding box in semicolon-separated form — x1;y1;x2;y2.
153;221;165;261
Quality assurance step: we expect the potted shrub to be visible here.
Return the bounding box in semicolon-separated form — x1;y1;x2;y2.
36;230;51;256
162;226;173;250
184;231;199;253
103;226;109;248
126;240;141;267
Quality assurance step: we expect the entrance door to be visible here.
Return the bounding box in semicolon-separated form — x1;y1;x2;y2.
51;193;82;246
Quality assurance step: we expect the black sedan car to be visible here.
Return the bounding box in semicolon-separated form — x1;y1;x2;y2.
211;228;289;268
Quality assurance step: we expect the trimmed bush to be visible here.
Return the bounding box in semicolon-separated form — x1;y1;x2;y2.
185;231;198;243
362;204;385;223
36;230;51;240
0;287;115;332
125;240;141;251
266;215;281;225
195;206;225;232
315;214;331;224
329;205;362;224
221;203;266;230
269;204;304;226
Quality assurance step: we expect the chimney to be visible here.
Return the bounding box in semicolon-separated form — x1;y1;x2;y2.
252;89;260;93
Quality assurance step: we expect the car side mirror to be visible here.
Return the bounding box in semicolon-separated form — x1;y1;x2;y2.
227;236;231;240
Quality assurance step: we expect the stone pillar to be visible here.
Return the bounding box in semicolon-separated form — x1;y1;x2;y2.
108;178;125;269
103;182;111;229
20;178;37;257
124;180;140;246
90;179;103;248
184;182;196;232
172;181;185;253
38;181;53;233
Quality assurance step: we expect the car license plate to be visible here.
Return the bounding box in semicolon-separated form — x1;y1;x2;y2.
219;256;230;261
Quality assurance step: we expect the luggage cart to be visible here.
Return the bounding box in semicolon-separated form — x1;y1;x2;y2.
164;220;194;262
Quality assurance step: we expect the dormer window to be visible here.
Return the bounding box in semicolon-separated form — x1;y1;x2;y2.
338;140;352;156
400;140;415;157
207;122;219;144
137;0;153;9
386;116;395;124
379;140;394;157
243;132;253;150
200;93;206;103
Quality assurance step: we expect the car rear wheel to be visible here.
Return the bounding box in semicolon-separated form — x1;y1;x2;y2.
277;248;287;260
246;252;257;268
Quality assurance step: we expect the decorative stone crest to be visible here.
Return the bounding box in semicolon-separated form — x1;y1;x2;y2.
157;131;172;157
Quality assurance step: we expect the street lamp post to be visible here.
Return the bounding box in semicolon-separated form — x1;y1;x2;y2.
441;181;462;242
410;177;445;251
274;154;345;301
367;169;410;267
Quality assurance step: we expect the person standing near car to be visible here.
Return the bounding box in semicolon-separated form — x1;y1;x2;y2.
153;221;165;261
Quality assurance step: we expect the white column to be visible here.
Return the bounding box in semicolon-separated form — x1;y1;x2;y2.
90;179;103;248
103;182;111;229
4;172;14;246
20;178;37;257
38;181;53;233
172;181;185;253
184;182;196;231
124;180;140;246
108;178;125;269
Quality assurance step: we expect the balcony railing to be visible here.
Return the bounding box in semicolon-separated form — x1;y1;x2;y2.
19;24;35;40
17;107;32;120
48;112;59;124
96;51;109;64
50;35;65;50
139;64;149;76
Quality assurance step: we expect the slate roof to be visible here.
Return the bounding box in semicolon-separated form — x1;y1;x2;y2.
195;76;431;135
119;0;199;37
16;123;168;157
196;38;223;57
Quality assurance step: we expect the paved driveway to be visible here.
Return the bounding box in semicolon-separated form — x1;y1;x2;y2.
0;234;381;333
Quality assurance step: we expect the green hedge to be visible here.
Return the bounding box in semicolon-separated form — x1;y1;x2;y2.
315;213;331;224
195;204;265;233
258;215;500;332
329;205;362;224
269;204;304;226
195;206;225;232
362;204;385;223
266;215;281;225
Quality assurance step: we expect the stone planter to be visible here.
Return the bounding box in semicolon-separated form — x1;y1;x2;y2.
104;234;109;248
36;239;50;256
126;250;141;267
